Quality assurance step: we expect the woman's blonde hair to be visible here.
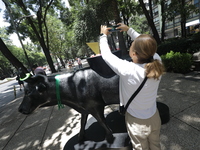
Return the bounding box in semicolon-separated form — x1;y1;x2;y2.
131;34;165;80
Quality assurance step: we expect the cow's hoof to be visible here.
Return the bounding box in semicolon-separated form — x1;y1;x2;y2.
106;134;115;143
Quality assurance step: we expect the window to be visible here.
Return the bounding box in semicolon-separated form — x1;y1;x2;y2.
194;0;199;7
153;7;158;16
175;18;180;23
174;29;178;36
194;0;199;4
154;17;159;22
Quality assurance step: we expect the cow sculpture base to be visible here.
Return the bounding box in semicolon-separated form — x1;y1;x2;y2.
64;111;132;150
64;102;170;150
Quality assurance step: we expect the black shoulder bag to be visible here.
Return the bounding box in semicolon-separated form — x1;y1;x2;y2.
119;77;148;115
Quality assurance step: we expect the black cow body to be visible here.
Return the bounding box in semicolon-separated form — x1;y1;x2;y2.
18;67;119;143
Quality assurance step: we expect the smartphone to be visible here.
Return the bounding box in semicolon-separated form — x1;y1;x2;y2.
108;25;121;32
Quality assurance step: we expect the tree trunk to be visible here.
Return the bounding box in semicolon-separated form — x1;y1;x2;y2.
180;0;187;38
149;0;153;19
37;34;56;72
181;20;187;38
161;0;166;41
5;0;56;73
138;0;161;44
0;38;29;75
26;16;56;72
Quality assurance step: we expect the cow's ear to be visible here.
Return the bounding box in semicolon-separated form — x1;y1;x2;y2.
37;83;47;92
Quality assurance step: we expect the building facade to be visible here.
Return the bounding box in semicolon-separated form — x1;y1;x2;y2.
152;0;200;39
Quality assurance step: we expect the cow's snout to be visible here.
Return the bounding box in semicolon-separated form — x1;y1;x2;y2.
18;95;35;114
18;108;29;114
18;97;32;114
18;107;30;114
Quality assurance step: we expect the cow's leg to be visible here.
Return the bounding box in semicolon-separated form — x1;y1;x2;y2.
90;105;114;143
78;113;88;142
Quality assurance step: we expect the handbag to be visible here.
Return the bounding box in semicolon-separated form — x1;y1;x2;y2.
119;77;148;115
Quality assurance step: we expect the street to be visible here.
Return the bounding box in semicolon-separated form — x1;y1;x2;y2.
0;79;25;112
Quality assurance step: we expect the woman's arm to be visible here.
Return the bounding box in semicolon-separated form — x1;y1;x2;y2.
127;28;140;40
117;23;140;40
99;26;130;75
99;34;124;74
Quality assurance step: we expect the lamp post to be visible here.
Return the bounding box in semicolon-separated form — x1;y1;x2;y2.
3;0;34;74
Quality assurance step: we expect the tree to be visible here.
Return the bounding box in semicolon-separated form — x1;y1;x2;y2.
0;27;28;78
0;27;46;78
2;0;67;73
160;0;167;41
24;44;47;67
118;0;149;46
68;0;128;55
168;0;199;38
138;0;161;44
63;1;116;56
73;7;100;46
47;15;67;68
0;38;29;74
130;16;149;34
152;0;168;42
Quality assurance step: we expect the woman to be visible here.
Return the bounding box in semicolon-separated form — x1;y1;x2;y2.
99;23;165;150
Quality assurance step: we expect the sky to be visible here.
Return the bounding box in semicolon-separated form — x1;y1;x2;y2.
0;0;19;46
0;0;70;47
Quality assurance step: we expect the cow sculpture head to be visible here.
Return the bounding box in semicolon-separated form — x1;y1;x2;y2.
18;74;51;114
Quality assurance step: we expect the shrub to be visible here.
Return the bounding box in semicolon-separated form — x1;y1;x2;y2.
157;38;191;56
157;33;200;55
187;43;200;54
190;32;200;43
161;51;192;74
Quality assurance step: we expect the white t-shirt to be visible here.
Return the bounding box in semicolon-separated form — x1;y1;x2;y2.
100;28;162;119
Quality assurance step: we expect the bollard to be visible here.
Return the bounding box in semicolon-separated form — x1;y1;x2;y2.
14;85;16;98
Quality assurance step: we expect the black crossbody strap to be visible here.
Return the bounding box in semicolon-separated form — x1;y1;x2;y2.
124;77;148;112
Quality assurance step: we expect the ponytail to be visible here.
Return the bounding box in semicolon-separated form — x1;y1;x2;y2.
131;34;165;79
145;60;165;80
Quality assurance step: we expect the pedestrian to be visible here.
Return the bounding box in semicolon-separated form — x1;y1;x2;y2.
16;74;24;91
32;64;47;75
100;23;165;150
76;57;83;69
68;60;73;70
55;63;61;72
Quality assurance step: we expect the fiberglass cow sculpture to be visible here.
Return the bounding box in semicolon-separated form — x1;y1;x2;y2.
18;67;119;143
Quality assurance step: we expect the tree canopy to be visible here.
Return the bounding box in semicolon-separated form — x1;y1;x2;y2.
0;27;46;78
1;0;199;78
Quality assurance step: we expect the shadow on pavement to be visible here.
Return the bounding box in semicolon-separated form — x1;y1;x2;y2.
63;111;131;150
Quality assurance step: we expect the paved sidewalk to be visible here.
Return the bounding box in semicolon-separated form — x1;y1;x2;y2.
0;71;200;150
0;77;16;85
